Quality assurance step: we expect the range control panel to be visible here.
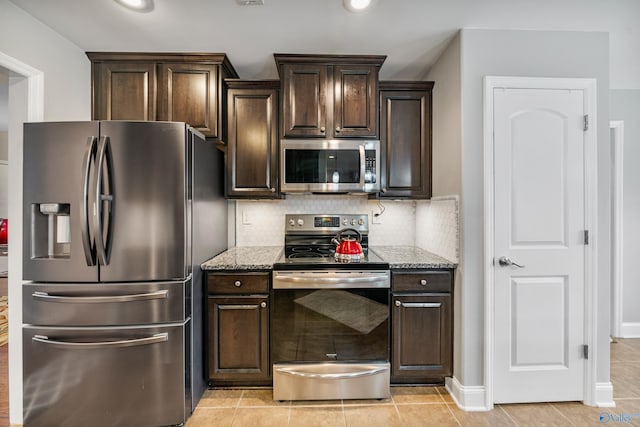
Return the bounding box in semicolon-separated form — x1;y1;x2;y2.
285;214;369;233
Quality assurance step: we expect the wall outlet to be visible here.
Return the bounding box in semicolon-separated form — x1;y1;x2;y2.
371;209;382;224
242;209;251;225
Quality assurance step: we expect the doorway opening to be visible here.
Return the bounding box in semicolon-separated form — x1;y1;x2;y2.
0;51;44;426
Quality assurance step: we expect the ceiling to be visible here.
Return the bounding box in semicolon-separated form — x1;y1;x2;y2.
5;0;640;88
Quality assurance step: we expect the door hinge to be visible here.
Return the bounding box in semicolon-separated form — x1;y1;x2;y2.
583;344;589;359
584;230;589;245
583;114;589;131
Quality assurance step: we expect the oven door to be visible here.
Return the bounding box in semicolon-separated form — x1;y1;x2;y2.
280;140;380;193
271;270;390;400
272;270;389;363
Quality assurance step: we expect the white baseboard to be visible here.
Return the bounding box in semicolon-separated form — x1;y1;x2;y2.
594;382;616;408
620;322;640;338
445;377;490;411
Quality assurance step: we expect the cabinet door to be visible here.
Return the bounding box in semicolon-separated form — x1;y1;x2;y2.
380;89;432;198
208;295;270;382
158;63;219;138
392;294;451;382
281;63;328;137
93;62;156;121
333;65;378;138
226;86;279;198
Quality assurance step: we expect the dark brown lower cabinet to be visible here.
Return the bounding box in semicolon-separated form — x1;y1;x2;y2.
206;272;270;386
391;270;453;384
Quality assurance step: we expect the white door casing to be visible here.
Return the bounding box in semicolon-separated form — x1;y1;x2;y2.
610;121;624;338
483;77;599;408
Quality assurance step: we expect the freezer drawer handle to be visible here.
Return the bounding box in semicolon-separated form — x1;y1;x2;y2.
32;333;168;349
31;289;169;303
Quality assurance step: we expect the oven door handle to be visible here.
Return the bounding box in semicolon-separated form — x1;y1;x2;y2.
275;366;387;379
273;273;390;289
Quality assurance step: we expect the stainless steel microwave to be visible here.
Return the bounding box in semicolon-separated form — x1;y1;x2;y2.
280;139;380;194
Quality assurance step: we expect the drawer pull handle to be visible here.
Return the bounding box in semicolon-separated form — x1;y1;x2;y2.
260;302;267;308
32;333;168;349
32;290;168;303
234;280;242;287
420;279;427;286
397;302;442;309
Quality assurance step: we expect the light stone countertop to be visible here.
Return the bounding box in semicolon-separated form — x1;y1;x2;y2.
201;246;283;271
201;245;456;271
369;245;457;269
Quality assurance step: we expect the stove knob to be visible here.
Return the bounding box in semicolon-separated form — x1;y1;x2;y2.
343;219;348;226
358;218;364;225
351;219;356;226
297;219;304;226
289;219;295;227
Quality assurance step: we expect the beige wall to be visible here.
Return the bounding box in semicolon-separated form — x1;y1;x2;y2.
0;132;7;161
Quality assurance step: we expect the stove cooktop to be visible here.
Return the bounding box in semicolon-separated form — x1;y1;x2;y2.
273;249;389;270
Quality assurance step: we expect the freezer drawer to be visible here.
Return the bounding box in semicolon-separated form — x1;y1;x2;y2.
23;280;189;326
23;322;191;427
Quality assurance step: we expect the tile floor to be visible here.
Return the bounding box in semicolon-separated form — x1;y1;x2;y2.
187;338;640;427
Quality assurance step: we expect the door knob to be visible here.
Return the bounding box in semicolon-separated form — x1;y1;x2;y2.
498;256;525;268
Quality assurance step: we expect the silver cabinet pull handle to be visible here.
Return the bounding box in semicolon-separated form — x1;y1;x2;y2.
420;279;427;286
498;256;525;268
32;290;168;303
32;333;168;349
260;302;267;308
234;280;242;287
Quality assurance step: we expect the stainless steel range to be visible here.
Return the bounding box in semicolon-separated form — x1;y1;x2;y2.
271;214;391;401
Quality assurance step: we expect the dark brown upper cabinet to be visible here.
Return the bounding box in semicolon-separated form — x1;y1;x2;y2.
274;54;385;139
379;81;434;199
87;53;238;139
225;80;280;199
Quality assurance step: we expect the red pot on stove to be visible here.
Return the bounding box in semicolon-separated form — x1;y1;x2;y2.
331;228;363;262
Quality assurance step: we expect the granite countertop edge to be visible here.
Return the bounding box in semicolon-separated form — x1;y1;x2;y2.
201;246;283;271
201;245;457;271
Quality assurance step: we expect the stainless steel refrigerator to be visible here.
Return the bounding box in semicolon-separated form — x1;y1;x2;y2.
21;121;227;426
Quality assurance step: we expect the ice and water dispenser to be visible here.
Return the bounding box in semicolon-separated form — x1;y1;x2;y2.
31;203;71;259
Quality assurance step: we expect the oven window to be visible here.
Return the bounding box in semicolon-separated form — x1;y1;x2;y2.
284;149;360;184
271;288;389;363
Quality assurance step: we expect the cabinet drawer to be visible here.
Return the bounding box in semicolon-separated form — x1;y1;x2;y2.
208;273;269;294
392;270;452;293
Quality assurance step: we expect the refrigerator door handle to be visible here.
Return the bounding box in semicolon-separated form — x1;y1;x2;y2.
31;289;169;303
32;333;168;349
95;135;114;266
81;136;98;266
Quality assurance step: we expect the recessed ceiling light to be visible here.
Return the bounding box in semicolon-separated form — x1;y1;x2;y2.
343;0;372;12
114;0;154;12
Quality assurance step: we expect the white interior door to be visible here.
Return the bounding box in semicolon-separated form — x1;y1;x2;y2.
493;87;586;403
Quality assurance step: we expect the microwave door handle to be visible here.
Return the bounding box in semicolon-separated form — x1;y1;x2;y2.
81;136;97;266
359;144;366;187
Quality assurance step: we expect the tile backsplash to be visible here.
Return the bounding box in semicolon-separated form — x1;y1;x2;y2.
233;194;459;263
415;196;459;263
